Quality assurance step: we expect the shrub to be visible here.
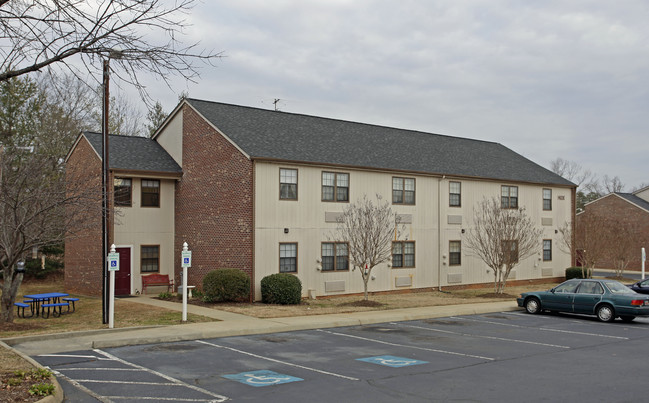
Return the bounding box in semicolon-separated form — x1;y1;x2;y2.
260;273;302;305
203;269;250;302
565;267;585;280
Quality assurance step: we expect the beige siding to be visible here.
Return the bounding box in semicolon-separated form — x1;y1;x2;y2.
113;178;176;294
155;112;183;167
254;162;573;300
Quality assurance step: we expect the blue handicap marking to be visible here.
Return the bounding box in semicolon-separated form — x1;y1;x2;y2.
110;261;117;267
222;370;303;387
357;355;428;368
183;258;190;264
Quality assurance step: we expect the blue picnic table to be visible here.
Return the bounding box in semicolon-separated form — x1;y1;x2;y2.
22;292;72;318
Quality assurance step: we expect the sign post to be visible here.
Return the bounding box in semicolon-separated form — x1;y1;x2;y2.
642;247;646;280
181;242;192;322
107;244;120;329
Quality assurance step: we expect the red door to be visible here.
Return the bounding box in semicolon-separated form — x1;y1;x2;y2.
115;247;132;296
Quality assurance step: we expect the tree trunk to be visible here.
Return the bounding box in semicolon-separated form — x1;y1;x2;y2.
1;270;23;323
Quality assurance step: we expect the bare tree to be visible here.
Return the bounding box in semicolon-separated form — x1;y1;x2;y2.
607;220;637;279
562;213;611;279
550;158;597;190
333;194;405;300
0;0;220;101
601;175;625;193
0;147;102;322
465;197;543;294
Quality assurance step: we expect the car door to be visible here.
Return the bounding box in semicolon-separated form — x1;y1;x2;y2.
573;281;603;314
543;281;579;312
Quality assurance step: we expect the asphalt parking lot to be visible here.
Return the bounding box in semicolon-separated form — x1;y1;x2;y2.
35;310;649;402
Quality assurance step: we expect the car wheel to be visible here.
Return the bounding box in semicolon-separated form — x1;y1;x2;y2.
525;297;541;314
596;304;615;322
620;315;636;323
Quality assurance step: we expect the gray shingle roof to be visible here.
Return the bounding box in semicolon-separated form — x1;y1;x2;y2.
616;193;649;212
187;99;575;187
84;132;182;174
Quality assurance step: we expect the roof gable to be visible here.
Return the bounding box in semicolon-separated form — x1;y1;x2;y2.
186;99;574;186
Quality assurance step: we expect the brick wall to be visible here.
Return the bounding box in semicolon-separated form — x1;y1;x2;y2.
174;105;254;296
64;137;103;296
577;195;649;270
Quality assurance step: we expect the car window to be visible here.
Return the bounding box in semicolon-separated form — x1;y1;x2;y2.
641;279;649;287
577;282;603;295
604;281;636;294
554;282;579;293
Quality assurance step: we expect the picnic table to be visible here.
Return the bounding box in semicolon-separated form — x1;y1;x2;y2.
22;292;73;318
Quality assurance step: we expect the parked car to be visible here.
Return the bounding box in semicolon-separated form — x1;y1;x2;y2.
517;279;649;322
627;278;649;294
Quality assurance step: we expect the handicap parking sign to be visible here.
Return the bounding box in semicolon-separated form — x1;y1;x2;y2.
181;250;192;268
107;252;119;271
222;370;303;387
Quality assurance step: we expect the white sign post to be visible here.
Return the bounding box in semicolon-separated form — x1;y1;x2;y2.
642;247;646;280
181;242;192;322
107;244;120;329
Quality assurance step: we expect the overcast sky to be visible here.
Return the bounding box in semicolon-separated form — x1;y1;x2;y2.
134;1;649;190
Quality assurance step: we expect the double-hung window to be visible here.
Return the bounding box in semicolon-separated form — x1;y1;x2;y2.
393;177;415;205
501;185;518;209
392;241;415;268
543;240;552;261
449;241;461;265
279;243;297;273
321;243;349;271
114;178;132;207
449;181;461;207
141;245;159;273
322;172;349;202
141;179;160;207
543;189;552;211
280;168;298;200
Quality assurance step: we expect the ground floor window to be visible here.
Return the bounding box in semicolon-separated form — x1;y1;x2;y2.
543;239;552;261
449;241;461;265
141;245;159;272
322;242;349;271
280;243;297;273
392;241;415;268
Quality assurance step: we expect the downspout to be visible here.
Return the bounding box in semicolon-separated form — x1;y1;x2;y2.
438;176;445;291
251;160;256;302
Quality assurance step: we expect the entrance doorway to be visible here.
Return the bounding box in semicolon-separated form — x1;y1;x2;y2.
115;247;132;296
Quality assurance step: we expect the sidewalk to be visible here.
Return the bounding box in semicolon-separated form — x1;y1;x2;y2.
4;296;519;356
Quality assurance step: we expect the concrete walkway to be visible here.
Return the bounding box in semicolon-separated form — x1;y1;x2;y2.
4;296;519;356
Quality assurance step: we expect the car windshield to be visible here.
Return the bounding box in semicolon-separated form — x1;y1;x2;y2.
603;281;635;294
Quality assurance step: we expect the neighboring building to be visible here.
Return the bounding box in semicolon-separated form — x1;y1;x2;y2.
65;98;575;299
576;188;649;270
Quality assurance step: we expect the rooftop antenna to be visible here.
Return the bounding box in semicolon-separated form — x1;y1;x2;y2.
273;98;281;111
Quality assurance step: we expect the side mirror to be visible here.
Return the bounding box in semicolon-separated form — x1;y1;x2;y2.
550;288;556;293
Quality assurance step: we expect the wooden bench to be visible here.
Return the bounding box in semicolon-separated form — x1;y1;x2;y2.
14;302;33;318
41;302;69;318
142;273;174;295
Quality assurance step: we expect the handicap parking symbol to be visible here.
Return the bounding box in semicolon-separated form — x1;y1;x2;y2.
183;258;190;264
357;355;428;368
222;370;303;387
110;261;117;268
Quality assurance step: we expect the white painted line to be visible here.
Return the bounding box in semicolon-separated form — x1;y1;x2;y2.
394;323;570;349
450;316;629;340
38;354;111;360
94;349;229;402
76;379;182;386
106;397;220;402
58;368;143;372
317;329;494;361
196;340;359;381
48;369;112;403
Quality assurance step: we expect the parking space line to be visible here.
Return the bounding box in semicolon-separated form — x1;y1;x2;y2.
317;329;494;361
196;340;359;381
450;316;629;339
38;354;111;360
393;323;570;349
94;349;229;402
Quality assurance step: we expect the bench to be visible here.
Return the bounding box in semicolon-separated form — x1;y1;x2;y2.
142;273;174;295
41;302;69;318
14;302;33;318
63;297;80;312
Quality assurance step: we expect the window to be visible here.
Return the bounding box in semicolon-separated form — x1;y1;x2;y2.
114;178;132;207
543;239;552;261
393;177;415;205
141;179;160;207
392;241;415;268
554;281;578;293
501;185;518;209
502;240;519;264
322;172;349;202
543;188;552;211
449;241;461;265
449;181;461;207
279;243;297;273
280;168;297;200
141;245;159;273
577;281;603;295
321;243;349;271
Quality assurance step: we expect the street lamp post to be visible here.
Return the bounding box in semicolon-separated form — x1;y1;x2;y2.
101;58;110;324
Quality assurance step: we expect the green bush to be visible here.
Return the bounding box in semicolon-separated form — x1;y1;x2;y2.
565;267;585;280
260;273;302;305
203;269;250;302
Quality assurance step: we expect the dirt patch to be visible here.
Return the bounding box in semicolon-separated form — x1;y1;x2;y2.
338;300;385;307
475;293;518;299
